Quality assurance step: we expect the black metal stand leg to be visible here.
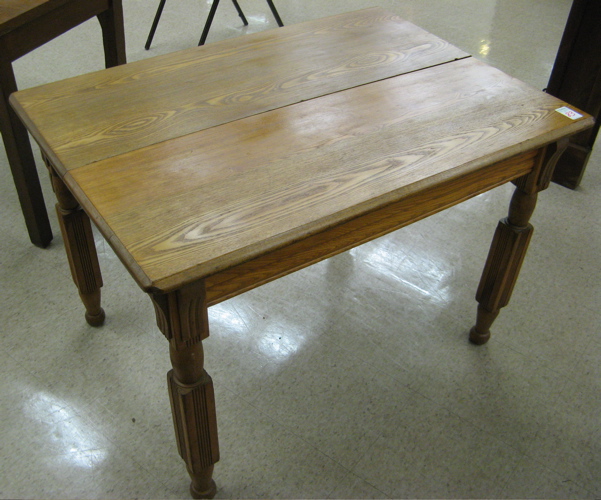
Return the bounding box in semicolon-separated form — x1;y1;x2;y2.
265;0;284;26
231;0;248;26
199;0;221;46
147;0;281;49
145;0;167;50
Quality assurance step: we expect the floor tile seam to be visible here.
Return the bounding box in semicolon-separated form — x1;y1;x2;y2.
73;396;226;498
313;303;471;379
580;301;601;323
291;329;413;385
207;313;423;406
493;336;585;394
322;338;415;384
0;349;88;405
66;403;153;457
365;360;420;392
337;434;397;498
531;467;597;498
211;331;405;403
76;411;179;496
403;414;595;498
369;379;518;458
409;460;505;497
504;338;601;397
459;416;597;494
229;302;252;333
219;384;369;493
415;392;545;473
348;432;508;498
325;465;391;499
426;387;587;461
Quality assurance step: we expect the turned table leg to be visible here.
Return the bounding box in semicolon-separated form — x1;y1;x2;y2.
470;140;568;344
151;281;219;499
46;159;104;326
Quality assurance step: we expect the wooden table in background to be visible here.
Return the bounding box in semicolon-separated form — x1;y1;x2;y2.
0;0;125;247
10;8;593;498
547;0;601;189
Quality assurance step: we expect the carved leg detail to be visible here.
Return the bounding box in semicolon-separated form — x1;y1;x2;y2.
151;281;219;499
169;368;219;499
47;163;104;326
470;141;568;344
470;211;533;344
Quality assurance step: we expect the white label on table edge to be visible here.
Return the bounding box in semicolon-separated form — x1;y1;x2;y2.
555;106;583;120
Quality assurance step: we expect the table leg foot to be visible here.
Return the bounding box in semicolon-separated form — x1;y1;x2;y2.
469;305;498;345
85;309;106;326
81;289;106;326
190;475;217;499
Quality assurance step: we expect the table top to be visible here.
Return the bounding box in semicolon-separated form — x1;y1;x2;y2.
10;8;593;293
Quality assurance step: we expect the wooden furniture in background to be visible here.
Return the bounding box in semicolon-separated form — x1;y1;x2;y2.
547;0;601;188
0;0;125;247
10;8;593;498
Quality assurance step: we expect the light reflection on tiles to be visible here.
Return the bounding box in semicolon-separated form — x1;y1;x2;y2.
353;242;452;304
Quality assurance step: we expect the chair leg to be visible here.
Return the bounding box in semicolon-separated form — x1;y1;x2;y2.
145;0;167;50
265;0;284;26
198;0;221;46
231;0;248;26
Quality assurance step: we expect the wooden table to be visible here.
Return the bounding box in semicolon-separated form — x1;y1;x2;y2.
9;8;593;498
546;0;601;189
0;0;125;247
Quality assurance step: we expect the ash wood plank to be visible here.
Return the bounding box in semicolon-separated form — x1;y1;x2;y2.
10;7;468;174
66;58;593;292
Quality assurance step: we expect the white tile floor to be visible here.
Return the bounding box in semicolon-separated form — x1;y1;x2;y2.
1;0;600;498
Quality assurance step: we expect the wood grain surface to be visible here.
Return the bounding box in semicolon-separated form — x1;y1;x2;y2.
66;58;592;292
10;8;467;173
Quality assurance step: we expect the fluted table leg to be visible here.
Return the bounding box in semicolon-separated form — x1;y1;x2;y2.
470;140;568;344
46;158;104;326
151;281;219;499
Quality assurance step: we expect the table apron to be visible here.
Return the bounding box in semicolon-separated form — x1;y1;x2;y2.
201;150;539;306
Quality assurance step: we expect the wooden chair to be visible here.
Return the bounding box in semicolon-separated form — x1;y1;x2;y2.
145;0;283;49
0;0;126;247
